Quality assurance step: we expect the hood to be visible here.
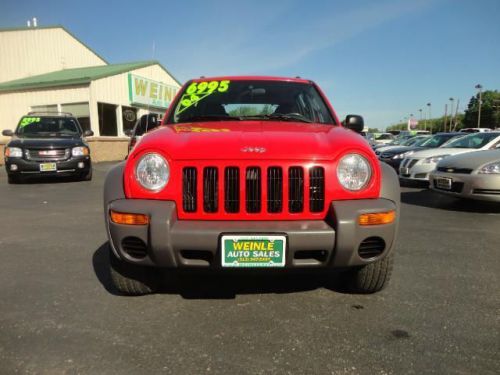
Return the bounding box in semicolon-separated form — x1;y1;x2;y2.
377;145;413;154
436;149;500;170
133;121;371;161
409;147;477;159
7;136;84;149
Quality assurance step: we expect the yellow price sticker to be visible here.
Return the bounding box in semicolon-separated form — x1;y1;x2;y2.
19;117;41;127
176;80;231;115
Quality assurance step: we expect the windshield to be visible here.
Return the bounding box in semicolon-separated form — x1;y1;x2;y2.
407;136;431;146
422;134;462;148
442;132;499;149
16;116;81;137
168;80;335;125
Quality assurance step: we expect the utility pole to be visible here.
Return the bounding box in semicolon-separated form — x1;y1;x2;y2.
427;103;431;133
418;109;423;130
452;99;459;131
449;98;454;131
475;84;483;128
444;104;448;132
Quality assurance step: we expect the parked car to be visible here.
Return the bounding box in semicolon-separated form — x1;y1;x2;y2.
372;132;395;145
399;132;500;183
125;113;160;154
103;76;400;295
430;149;500;201
459;128;492;133
3;112;93;183
374;135;431;154
378;132;465;170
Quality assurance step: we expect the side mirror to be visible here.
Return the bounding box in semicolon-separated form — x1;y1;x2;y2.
146;114;159;129
344;115;364;133
2;129;14;137
124;129;133;137
83;130;94;137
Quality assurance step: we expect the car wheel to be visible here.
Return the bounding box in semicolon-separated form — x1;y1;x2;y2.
81;168;92;181
7;175;22;184
341;253;394;294
109;246;159;295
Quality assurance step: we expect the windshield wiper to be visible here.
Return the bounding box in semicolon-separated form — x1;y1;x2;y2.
182;115;242;122
241;113;313;123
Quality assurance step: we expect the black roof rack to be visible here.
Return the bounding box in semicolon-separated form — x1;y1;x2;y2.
27;111;74;117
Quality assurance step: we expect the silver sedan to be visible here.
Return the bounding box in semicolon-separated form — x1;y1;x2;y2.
429;149;500;202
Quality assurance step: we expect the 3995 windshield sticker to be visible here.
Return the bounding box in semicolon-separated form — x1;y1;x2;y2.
19;117;41;127
175;80;230;115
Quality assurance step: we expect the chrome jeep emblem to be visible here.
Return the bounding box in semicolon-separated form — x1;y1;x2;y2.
241;146;266;153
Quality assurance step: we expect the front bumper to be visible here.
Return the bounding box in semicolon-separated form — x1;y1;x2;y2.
5;156;91;176
430;171;500;202
399;158;434;181
105;199;398;269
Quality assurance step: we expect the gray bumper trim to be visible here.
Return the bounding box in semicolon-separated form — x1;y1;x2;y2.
106;198;397;269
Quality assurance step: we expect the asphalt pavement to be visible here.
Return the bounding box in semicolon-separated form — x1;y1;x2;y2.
0;163;499;374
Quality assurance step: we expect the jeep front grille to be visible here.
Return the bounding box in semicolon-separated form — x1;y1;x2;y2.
182;164;326;217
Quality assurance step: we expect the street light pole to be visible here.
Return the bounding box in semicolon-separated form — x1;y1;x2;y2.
427;103;431;132
475;84;483;128
418;109;423;130
444;104;448;132
449;97;454;131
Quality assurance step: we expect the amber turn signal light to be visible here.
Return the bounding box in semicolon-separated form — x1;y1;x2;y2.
358;211;396;226
110;210;149;225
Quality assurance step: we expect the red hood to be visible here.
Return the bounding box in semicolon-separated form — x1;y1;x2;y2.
132;121;371;161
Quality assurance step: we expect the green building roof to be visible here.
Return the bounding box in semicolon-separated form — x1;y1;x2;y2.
0;61;181;92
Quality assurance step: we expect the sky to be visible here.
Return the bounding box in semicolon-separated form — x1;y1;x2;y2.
1;0;500;129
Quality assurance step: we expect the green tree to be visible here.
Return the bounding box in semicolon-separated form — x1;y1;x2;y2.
463;90;500;129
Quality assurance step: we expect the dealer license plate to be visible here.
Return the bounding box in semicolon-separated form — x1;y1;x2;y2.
221;235;286;268
435;177;452;190
39;162;57;172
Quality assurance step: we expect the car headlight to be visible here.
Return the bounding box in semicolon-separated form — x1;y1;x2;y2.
478;161;500;174
5;147;22;158
135;153;170;191
393;150;414;160
423;154;450;164
337;153;372;191
72;146;89;156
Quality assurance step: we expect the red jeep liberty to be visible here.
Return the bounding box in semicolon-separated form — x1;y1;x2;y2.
104;76;400;295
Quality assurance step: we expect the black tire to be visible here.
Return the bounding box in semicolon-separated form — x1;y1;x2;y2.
7;174;22;184
81;168;92;181
341;253;394;294
109;247;159;295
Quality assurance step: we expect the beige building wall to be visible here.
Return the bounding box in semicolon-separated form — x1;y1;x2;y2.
0;85;90;133
0;27;106;83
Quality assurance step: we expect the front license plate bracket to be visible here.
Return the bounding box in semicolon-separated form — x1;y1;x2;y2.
40;162;57;172
436;177;452;190
221;235;286;268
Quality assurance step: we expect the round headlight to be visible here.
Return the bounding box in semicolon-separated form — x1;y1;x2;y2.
337;153;372;191
135;153;170;191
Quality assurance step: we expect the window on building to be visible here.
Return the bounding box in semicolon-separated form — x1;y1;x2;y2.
61;102;91;132
31;104;58;114
98;102;118;136
122;106;138;134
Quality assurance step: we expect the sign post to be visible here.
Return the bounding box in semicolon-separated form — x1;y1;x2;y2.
407;117;418;131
